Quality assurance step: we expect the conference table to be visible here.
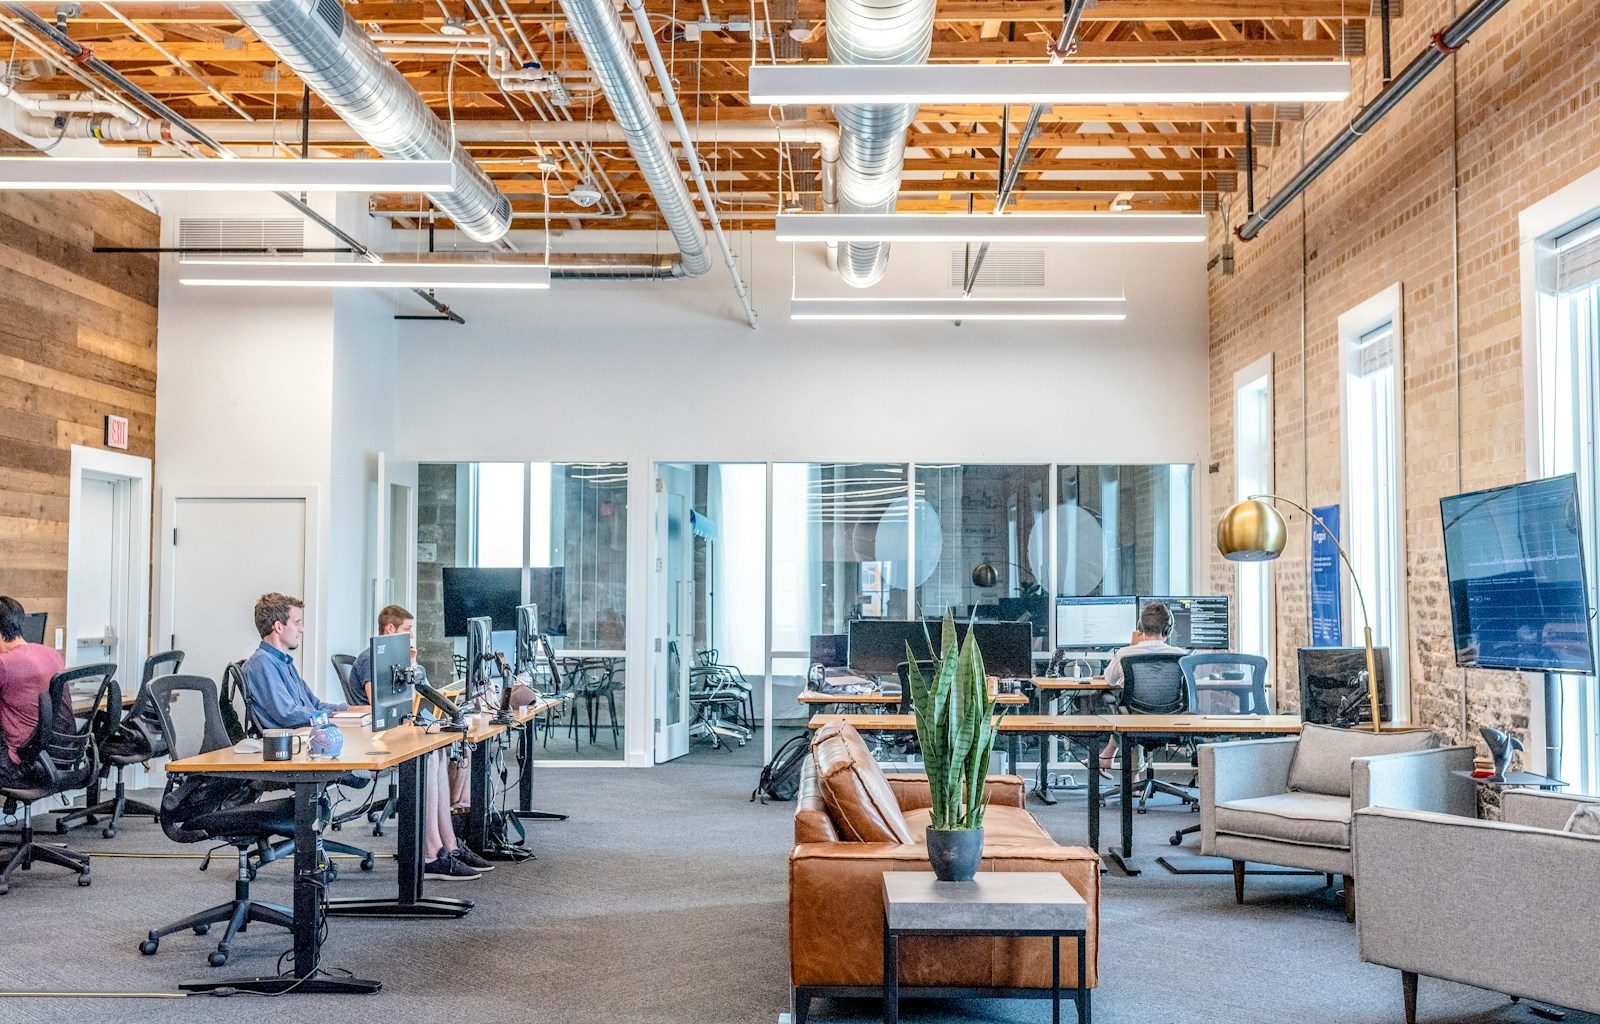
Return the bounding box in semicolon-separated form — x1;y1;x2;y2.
806;712;1304;874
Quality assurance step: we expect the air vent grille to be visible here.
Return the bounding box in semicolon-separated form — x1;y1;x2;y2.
949;248;1046;288
177;217;305;251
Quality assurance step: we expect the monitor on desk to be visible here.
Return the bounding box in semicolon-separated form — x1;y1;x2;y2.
1139;595;1230;649
1055;596;1138;649
997;594;1050;637
922;620;1034;679
442;567;521;635
464;615;495;705
19;611;46;646
515;603;540;674
368;632;413;732
1298;646;1392;726
849;619;935;675
810;633;848;669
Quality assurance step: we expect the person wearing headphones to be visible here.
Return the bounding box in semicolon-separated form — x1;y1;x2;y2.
1097;601;1186;775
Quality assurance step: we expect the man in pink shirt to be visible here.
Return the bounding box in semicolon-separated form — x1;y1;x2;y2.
0;596;66;788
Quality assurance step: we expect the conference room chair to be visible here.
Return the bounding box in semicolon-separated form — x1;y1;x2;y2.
1166;653;1271;847
696;648;755;731
564;658;623;750
139;673;299;967
0;665;107;894
1116;652;1199;815
689;659;752;751
55;651;185;838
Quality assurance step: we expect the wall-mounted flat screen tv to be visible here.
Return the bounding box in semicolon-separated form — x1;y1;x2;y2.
1441;473;1595;674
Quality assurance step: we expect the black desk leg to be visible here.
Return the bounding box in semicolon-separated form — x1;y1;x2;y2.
1086;742;1100;854
1107;732;1141;876
882;931;899;1024
182;781;382;995
467;736;490;854
328;755;473;920
510;719;567;822
1076;930;1089;1024
1052;933;1061;1024
1035;731;1057;805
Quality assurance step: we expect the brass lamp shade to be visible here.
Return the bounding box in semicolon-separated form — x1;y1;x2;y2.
1216;499;1289;562
971;562;1000;588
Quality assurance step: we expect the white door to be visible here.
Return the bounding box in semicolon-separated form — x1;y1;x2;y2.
374;454;418;616
654;467;694;762
169;497;307;685
69;477;125;669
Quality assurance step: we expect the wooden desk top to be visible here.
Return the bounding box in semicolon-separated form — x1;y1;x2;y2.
807;713;915;732
798;690;1027;706
70;689;136;715
1030;677;1114;691
166;723;462;775
998;714;1116;733
1111;714;1302;734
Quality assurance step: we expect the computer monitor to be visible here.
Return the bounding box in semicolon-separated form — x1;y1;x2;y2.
1298;646;1393;726
925;620;1033;679
19;611;46;646
368;632;413;732
809;633;848;669
1139;595;1231;650
1055;596;1138;649
848;619;1034;678
464;615;495;704
442;567;521;636
997;594;1050;638
514;603;540;674
528;567;567;637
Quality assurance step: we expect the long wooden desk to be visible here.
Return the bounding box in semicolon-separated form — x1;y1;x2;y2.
797;689;1028;716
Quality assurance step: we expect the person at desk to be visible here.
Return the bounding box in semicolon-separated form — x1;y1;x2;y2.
243;593;366;729
1097;602;1186;774
0;596;65;788
348;603;489;880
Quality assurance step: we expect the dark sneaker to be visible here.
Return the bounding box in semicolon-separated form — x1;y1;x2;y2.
424;855;480;881
454;847;494;872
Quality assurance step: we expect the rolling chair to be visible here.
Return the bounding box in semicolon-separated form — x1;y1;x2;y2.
696;649;755;731
1168;653;1270;847
1115;652;1199;815
0;665;106;894
139;674;301;967
689;660;752;750
332;652;400;837
330;653;357;701
55;651;184;838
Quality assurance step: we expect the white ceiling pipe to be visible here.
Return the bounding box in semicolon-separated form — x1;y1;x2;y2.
0;79;141;123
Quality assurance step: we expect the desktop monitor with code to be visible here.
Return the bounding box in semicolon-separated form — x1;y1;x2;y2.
1055;596;1138;649
368;632;413;732
1139;595;1231;649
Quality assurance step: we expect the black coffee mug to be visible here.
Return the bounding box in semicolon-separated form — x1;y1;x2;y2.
262;731;304;761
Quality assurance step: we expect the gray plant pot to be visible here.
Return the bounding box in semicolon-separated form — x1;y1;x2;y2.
925;826;984;882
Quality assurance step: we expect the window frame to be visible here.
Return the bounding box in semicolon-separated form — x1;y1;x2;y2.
1233;354;1274;682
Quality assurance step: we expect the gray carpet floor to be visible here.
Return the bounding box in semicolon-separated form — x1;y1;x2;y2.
0;759;1585;1024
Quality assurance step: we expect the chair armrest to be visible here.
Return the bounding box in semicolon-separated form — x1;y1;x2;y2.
1502;789;1600;830
1352;745;1476;816
1200;737;1296;856
886;774;1027;811
1353;806;1600;1011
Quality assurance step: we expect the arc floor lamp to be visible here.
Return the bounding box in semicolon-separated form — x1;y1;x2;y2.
1216;495;1386;733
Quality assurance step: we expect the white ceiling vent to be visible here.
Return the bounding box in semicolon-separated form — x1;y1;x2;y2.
178;217;305;251
949;248;1046;289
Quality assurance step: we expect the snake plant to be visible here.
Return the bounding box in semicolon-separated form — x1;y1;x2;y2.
905;613;997;831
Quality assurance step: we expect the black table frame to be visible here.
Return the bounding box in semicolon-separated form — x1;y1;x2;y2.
882;923;1089;1024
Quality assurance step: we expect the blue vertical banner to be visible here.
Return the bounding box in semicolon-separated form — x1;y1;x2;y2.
1309;504;1344;647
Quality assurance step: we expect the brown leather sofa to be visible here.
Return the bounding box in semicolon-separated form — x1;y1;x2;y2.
789;721;1100;1023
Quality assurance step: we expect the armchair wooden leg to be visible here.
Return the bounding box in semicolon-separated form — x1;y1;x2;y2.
1324;872;1334;888
1402;971;1418;1024
1343;875;1355;922
1232;860;1245;904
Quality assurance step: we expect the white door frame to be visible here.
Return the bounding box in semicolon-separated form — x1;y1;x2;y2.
156;485;323;688
66;445;152;681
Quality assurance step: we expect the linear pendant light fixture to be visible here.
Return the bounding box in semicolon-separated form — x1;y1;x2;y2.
775;213;1207;243
178;259;552;290
0;157;456;192
749;61;1351;105
789;297;1125;321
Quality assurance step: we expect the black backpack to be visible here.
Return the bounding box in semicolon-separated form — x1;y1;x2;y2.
751;733;810;804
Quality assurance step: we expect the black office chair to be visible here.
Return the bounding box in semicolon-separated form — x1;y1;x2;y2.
56;652;185;838
331;653;360;704
139;673;301;967
0;665;105;894
1116;652;1200;814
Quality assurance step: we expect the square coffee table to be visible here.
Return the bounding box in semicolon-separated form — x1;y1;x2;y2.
881;871;1089;1024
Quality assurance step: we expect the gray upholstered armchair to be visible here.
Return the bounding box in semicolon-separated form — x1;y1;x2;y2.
1199;725;1475;920
1354;790;1600;1023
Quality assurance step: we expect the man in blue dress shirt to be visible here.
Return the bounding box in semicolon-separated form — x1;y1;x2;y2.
244;593;361;730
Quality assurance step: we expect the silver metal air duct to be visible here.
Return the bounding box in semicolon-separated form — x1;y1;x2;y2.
226;0;512;244
827;0;935;287
558;0;710;278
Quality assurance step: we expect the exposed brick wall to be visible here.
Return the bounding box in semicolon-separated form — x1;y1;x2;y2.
1209;0;1600;750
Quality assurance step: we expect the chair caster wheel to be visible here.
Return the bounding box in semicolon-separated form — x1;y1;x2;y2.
55;819;70;834
360;855;375;872
194;924;210;935
140;939;159;955
1169;834;1182;846
78;873;92;886
0;884;10;896
208;950;229;968
102;827;117;840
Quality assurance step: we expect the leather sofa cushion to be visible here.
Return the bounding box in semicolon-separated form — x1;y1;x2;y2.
903;805;1053;847
811;721;913;844
1215;791;1353;849
1288;723;1438;797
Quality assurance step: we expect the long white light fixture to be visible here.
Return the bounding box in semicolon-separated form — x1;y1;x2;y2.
790;297;1125;321
749;61;1350;105
775;212;1206;243
0;157;456;192
178;259;552;290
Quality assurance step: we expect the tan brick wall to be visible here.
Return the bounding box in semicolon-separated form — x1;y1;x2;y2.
1209;0;1600;748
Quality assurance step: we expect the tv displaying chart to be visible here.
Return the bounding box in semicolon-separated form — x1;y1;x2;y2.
1441;474;1596;674
1139;596;1231;650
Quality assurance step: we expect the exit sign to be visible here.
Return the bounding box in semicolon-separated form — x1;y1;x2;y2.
105;415;129;450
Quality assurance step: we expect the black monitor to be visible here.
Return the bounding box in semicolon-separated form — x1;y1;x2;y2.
928;620;1033;679
528;567;567;637
997;594;1050;637
464;615;494;703
368;632;413;733
809;633;848;669
849;619;937;675
442;567;520;636
1054;596;1138;649
20;611;46;646
515;603;540;674
1139;596;1231;650
1298;647;1392;726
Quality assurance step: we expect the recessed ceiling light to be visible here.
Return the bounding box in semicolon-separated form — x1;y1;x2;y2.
178;258;553;290
775;212;1204;243
0;156;456;192
789;297;1126;321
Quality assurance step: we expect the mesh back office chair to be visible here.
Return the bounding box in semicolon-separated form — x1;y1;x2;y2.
696;649;755;730
1116;653;1200;814
688;649;751;751
0;665;106;894
1166;653;1271;847
139;674;300;967
56;651;185;838
331;653;360;704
